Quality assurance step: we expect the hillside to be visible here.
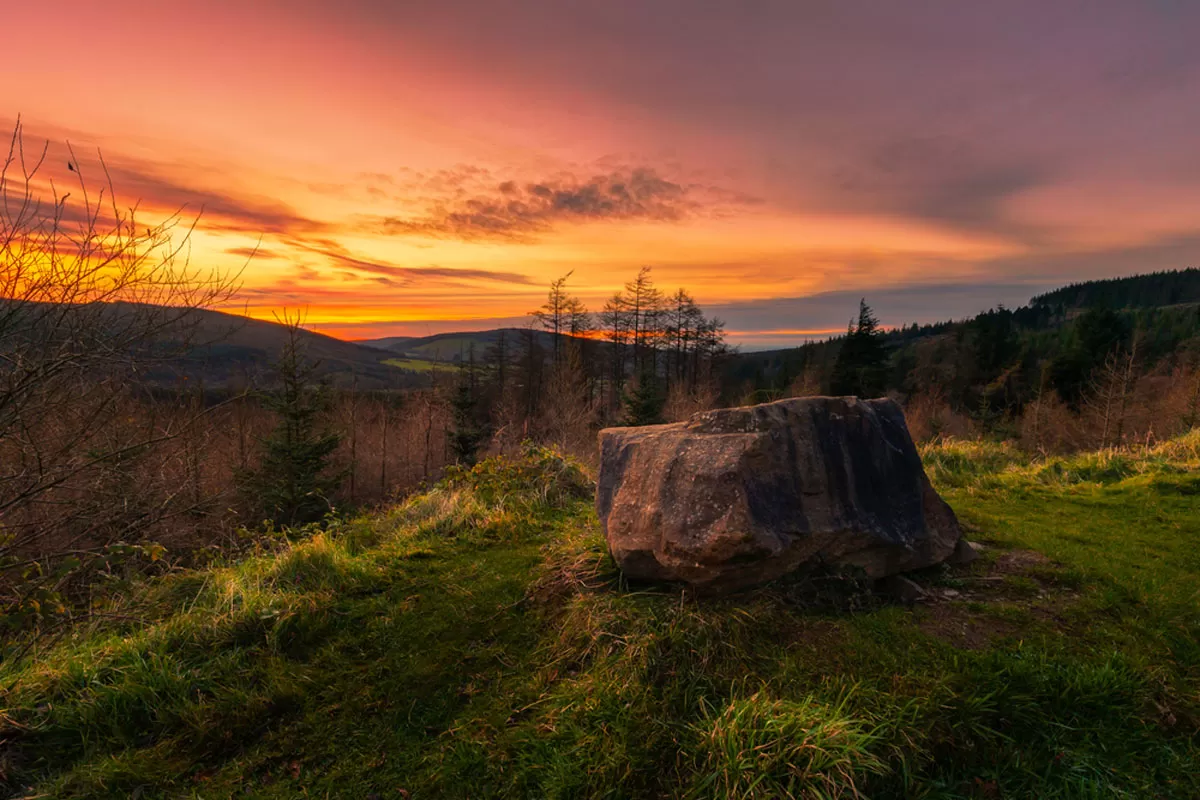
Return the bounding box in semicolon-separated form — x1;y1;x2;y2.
727;269;1200;415
735;268;1200;366
360;328;553;361
1031;268;1200;311
0;300;425;390
151;307;424;389
360;328;604;369
3;439;1200;797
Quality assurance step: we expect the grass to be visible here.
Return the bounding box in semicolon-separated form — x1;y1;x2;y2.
2;438;1200;797
382;357;458;374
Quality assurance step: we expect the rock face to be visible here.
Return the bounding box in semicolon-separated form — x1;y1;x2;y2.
596;396;963;592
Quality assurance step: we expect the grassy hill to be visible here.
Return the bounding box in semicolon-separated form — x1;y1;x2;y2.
3;439;1200;798
1;301;423;390
360;328;552;361
360;328;556;377
381;356;460;374
154;307;423;389
361;329;611;374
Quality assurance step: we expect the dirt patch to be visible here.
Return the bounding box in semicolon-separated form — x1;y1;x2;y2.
916;603;1020;650
912;546;1083;648
991;549;1052;574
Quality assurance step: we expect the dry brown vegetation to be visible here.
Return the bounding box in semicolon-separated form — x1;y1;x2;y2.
904;362;1200;454
0;122;465;634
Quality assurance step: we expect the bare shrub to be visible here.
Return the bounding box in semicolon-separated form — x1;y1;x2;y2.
785;363;822;398
533;343;598;465
1019;389;1087;454
0;120;238;633
1152;363;1200;441
1080;338;1139;449
663;378;721;422
903;391;978;443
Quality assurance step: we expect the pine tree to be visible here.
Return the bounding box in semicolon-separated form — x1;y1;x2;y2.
449;347;488;465
830;299;888;397
622;367;666;426
241;318;344;527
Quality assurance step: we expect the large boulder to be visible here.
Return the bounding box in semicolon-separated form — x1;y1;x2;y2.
596;396;963;592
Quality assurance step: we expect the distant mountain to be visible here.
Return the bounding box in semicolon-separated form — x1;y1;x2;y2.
1;302;425;390
360;328;563;362
149;308;429;389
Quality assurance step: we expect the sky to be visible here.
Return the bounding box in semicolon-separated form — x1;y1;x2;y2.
7;1;1200;348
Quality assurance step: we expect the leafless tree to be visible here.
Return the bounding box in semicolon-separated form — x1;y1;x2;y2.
1084;334;1140;449
538;340;597;458
0;119;239;632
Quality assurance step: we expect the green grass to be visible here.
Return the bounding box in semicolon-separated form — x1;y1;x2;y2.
382;357;458;373
3;438;1200;798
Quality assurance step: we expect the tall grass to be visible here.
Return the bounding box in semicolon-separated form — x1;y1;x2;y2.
689;692;885;799
921;428;1200;490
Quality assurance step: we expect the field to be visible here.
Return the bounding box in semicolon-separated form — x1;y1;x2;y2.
2;437;1199;798
382;357;459;374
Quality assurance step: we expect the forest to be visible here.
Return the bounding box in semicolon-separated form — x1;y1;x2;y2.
730;269;1200;452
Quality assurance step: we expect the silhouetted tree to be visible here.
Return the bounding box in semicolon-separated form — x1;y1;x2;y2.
624;266;665;371
601;292;632;415
830;299;888;397
533;272;589;368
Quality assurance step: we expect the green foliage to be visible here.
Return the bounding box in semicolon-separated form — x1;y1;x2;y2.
0;542;167;638
1032;267;1200;310
830;299;888;397
239;325;344;527
441;441;593;507
5;438;1200;797
731;269;1200;420
622;367;666;426
1049;306;1130;405
449;356;490;465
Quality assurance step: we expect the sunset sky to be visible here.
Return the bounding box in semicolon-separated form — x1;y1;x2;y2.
8;1;1200;347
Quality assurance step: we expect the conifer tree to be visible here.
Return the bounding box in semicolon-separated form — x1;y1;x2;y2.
448;346;488;465
622;367;666;426
830;299;888;397
241;317;344;527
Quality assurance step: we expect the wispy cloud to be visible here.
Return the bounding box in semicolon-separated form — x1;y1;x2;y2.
0;124;330;238
225;246;283;260
359;167;704;241
96;161;327;235
289;238;536;285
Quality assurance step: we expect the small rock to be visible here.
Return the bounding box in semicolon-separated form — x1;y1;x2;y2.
945;538;981;566
942;588;961;599
878;575;927;604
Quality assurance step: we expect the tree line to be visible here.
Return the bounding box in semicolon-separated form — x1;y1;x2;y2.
447;266;730;464
732;278;1200;450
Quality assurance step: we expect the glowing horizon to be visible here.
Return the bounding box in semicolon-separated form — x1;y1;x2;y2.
8;2;1200;345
